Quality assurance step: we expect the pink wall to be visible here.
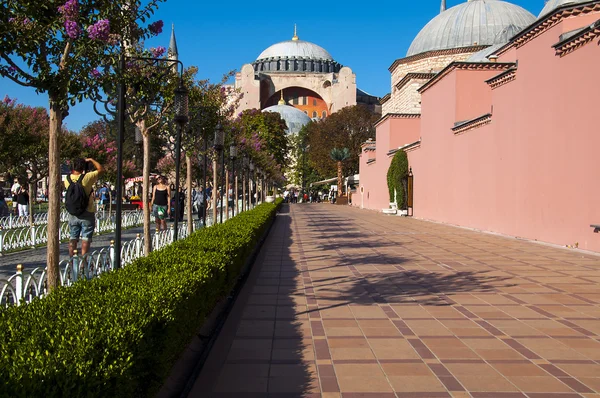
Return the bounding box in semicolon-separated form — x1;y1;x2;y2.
408;13;600;252
357;116;421;211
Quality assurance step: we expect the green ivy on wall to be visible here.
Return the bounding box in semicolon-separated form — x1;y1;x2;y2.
386;150;409;207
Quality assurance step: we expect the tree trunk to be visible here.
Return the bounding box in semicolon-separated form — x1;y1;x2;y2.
28;181;35;227
46;99;62;290
142;131;151;255
186;154;192;235
337;161;343;197
242;172;246;212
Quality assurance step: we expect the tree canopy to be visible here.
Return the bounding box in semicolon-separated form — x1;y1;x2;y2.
305;105;378;178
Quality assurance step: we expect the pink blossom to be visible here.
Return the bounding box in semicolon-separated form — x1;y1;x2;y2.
87;19;110;42
64;20;81;39
90;69;102;78
148;20;164;35
58;0;79;21
150;46;166;58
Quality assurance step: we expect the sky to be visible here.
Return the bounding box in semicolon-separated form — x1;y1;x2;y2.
1;0;545;132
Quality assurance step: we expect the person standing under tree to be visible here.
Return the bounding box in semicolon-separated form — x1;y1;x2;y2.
16;186;29;221
150;176;170;232
64;158;104;257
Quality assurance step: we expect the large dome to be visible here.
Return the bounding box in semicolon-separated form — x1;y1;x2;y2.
407;0;536;57
538;0;590;18
257;40;333;61
262;104;311;135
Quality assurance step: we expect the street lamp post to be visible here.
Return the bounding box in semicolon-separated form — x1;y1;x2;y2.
213;123;224;224
172;84;189;241
93;53;186;267
230;143;237;217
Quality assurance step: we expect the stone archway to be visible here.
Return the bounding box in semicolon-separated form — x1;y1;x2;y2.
265;87;329;119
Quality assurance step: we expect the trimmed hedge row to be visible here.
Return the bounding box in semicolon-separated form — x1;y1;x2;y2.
0;199;282;397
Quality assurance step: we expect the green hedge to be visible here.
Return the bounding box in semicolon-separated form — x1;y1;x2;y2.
386;150;409;205
0;199;282;398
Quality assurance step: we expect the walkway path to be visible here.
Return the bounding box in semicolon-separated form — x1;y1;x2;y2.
189;203;600;398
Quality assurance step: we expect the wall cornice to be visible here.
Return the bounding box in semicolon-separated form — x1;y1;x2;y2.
486;68;517;89
452;113;492;135
496;1;600;56
380;93;391;105
375;113;421;128
395;73;436;91
418;62;515;94
388;45;488;73
553;19;600;56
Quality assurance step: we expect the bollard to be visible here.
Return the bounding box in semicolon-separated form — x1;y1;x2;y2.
109;240;115;270
30;225;36;248
135;233;141;259
15;264;23;305
72;249;79;282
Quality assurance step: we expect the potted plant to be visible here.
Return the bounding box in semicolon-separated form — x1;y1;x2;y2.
266;190;275;203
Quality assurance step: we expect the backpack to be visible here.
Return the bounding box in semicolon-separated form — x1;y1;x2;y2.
66;175;89;216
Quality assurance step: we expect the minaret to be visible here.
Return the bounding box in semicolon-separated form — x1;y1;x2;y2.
440;0;446;13
168;24;178;61
292;24;299;41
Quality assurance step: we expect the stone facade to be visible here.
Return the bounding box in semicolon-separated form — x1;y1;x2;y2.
235;65;357;116
383;48;483;115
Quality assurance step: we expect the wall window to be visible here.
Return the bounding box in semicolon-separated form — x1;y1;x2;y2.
304;111;308;115
292;92;299;105
312;111;318;118
313;99;317;106
301;96;307;105
322;111;327;119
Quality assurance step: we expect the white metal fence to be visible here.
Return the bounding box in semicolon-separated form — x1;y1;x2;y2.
0;198;262;307
0;211;143;253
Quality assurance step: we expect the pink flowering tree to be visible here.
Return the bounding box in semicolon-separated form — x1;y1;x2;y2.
79;125;137;181
0;96;81;221
0;0;166;288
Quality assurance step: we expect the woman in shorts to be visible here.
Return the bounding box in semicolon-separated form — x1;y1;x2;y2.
150;176;170;232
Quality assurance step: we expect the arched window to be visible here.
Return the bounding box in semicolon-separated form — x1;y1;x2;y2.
312;111;318;118
304;111;308;115
322;111;327;119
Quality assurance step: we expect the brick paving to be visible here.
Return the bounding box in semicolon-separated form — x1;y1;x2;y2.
189;203;600;398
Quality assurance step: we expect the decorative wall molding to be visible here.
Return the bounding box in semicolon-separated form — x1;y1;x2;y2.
389;45;488;73
375;113;421;128
452;113;493;135
486;68;517;89
553;19;600;56
418;62;515;94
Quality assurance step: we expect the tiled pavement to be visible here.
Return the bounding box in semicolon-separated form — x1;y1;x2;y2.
189;204;600;398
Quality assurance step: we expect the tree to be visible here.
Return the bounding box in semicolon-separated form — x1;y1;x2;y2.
0;0;166;288
79;120;137;182
330;148;350;197
306;105;378;179
0;96;81;221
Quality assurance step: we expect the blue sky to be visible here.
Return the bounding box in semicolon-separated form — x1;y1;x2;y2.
2;0;545;132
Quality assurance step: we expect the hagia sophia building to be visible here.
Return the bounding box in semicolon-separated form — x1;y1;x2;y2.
233;26;380;134
356;0;600;253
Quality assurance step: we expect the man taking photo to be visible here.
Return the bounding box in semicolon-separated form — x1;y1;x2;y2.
64;157;104;257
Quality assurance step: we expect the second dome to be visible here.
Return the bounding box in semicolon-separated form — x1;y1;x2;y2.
407;0;536;57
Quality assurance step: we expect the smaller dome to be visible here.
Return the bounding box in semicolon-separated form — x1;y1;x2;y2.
538;0;589;18
263;104;311;135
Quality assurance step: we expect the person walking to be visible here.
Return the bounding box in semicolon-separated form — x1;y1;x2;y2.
10;178;20;216
196;186;206;223
150;176;170;232
16;186;29;221
64;157;104;257
0;189;8;217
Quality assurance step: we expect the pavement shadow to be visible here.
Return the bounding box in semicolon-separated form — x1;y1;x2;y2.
188;204;316;397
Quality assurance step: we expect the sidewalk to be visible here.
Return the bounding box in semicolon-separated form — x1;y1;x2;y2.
188;203;600;398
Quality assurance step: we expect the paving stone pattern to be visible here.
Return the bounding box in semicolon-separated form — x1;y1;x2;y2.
189;204;600;398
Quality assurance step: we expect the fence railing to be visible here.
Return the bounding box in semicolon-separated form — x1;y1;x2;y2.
0;196;265;307
0;218;207;307
0;211;144;254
